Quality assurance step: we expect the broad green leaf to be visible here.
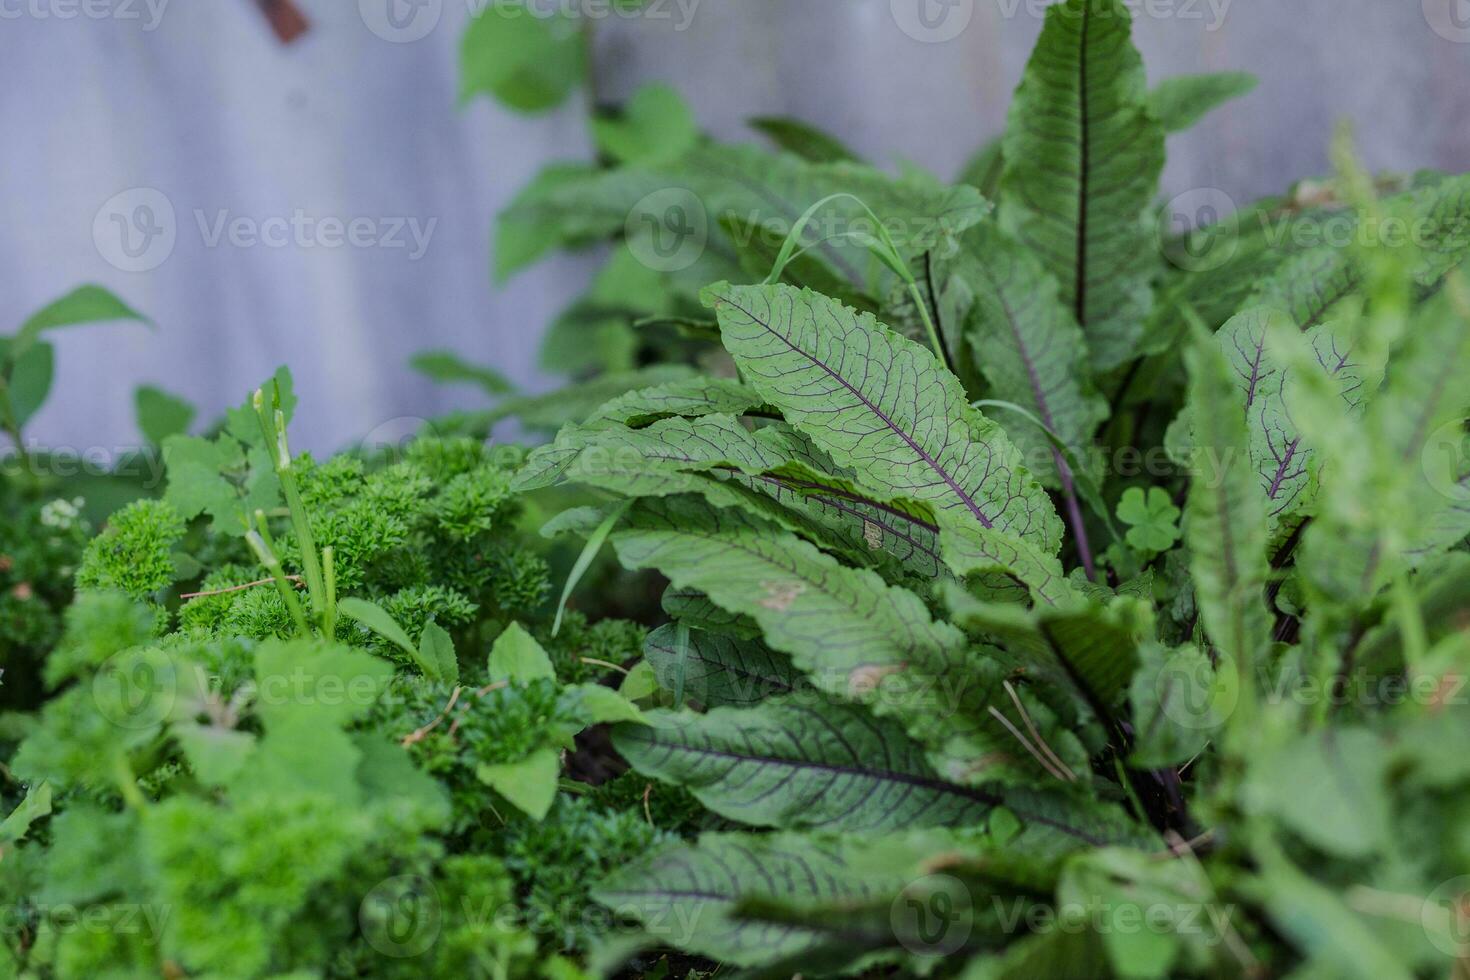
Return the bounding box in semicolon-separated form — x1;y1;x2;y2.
459;2;583;113
476;746;560;820
592;83;699;165
8;340;54;428
162;434;280;537
705;281;1061;550
1148;72;1257;133
562;683;646;725
946;223;1108;487
617;659;659;701
594;833;893;968
519;414;944;576
614;699;993;831
539;242;678;375
1183;331;1270;693
252;638;394;731
938;520;1076;607
15;284;147;354
135;384;196;445
539;300;640;376
488;621;557;683
611;496;1090;787
748;115;859;163
495;162;603;280
409;349;514;395
999;0;1165;370
643;623;801;707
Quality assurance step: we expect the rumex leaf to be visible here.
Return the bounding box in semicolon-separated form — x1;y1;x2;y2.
999;0;1165;370
704;281;1061;551
614;699;993;831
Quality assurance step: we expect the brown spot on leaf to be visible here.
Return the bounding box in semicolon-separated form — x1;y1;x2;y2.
848;663;905;699
759;580;806;611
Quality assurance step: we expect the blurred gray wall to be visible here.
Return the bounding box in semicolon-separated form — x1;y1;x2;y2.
3;0;1469;455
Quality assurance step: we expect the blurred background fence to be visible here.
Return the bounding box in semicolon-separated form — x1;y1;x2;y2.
3;0;1468;451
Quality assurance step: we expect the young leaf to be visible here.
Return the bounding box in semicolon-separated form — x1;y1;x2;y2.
417;621;460;686
339;597;417;658
999;0;1165;369
615;699;993;831
1148;72;1258;133
553;501;629;636
476;747;560;820
488;621;557;683
704;281;1061;551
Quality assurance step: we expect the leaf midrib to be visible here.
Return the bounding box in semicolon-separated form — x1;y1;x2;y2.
718;291;997;529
